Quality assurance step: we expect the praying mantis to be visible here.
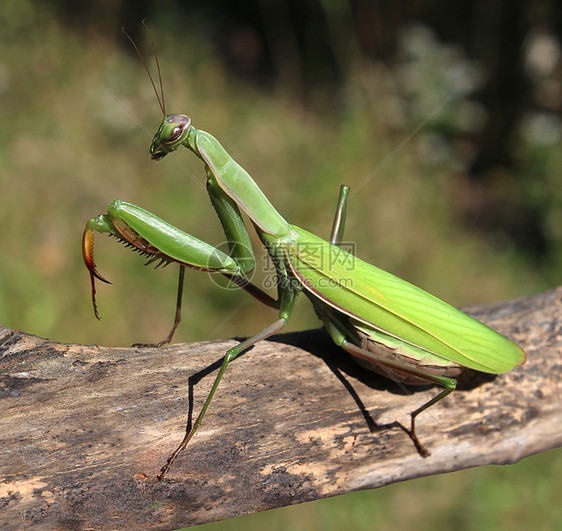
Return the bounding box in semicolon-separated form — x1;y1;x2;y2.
82;35;526;480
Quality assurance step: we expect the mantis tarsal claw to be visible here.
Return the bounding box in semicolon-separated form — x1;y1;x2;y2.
82;222;111;321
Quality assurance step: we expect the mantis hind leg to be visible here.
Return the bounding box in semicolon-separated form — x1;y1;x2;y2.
330;185;350;245
320;313;456;457
325;185;457;453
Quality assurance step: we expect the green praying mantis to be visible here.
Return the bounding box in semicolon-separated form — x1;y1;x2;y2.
82;35;526;480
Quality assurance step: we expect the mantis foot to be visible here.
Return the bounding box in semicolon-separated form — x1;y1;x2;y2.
408;416;431;458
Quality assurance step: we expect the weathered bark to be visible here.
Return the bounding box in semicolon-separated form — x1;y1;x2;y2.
1;288;561;529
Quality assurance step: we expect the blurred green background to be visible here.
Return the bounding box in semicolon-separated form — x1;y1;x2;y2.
0;1;560;529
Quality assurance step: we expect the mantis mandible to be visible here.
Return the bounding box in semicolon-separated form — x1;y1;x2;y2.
82;35;526;480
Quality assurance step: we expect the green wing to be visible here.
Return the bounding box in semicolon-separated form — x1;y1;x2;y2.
286;225;526;374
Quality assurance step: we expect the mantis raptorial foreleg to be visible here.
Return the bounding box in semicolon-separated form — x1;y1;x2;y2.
83;199;278;346
137;175;255;347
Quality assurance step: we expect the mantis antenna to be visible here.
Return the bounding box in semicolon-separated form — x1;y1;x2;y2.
121;20;166;116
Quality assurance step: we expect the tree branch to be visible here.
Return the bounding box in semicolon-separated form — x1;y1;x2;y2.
1;288;561;529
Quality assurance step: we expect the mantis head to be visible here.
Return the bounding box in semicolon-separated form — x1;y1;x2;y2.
150;114;192;160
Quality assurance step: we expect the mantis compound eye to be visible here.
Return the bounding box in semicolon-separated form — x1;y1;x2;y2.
168;126;183;142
